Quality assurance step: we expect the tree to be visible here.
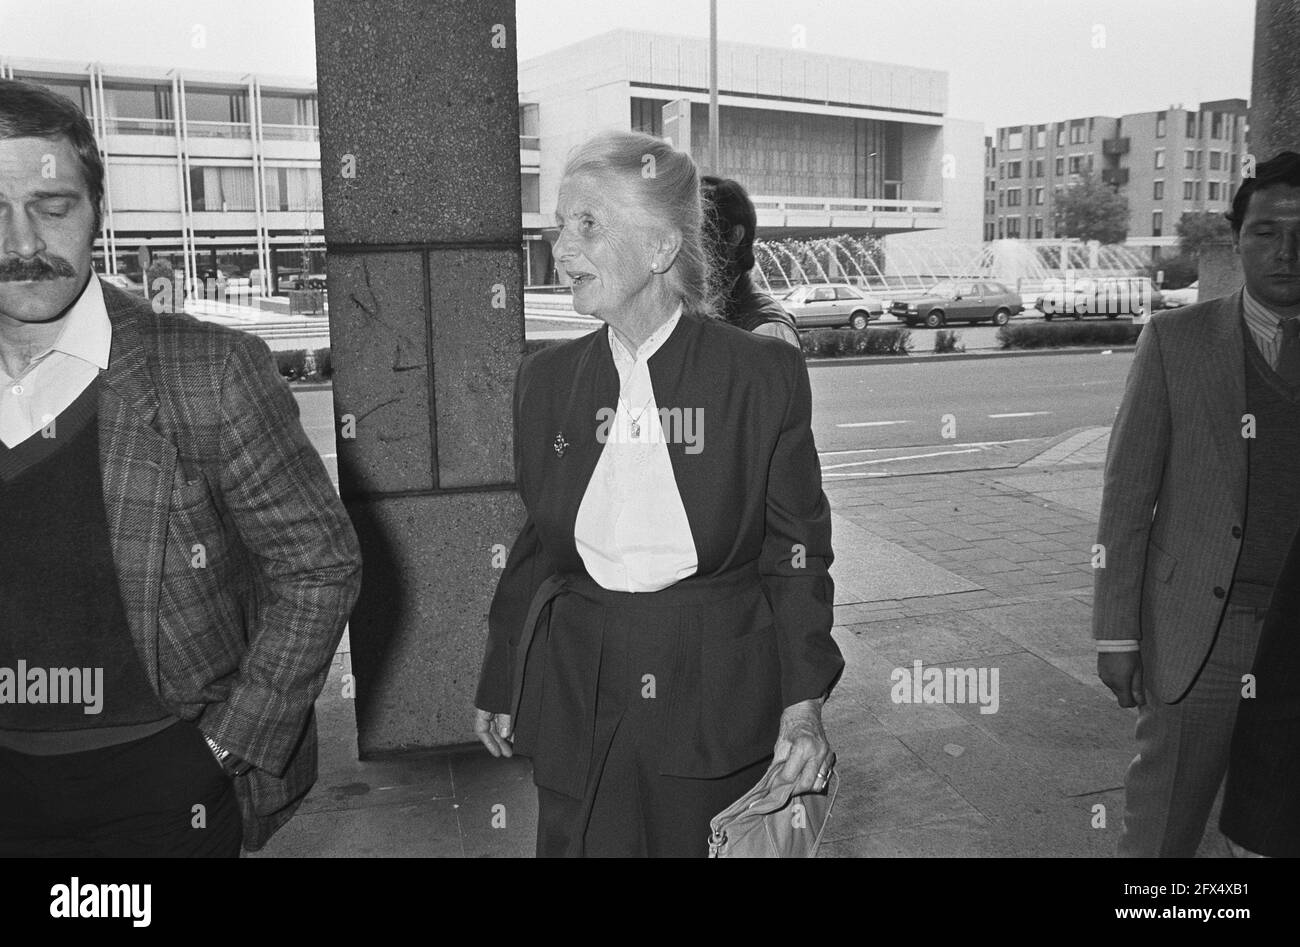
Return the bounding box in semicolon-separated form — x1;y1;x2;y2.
1176;210;1232;259
1051;171;1130;244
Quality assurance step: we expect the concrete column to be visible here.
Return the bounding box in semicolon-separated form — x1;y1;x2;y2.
313;0;526;754
1199;1;1300;300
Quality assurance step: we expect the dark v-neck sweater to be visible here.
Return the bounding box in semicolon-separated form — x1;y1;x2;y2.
0;376;174;753
1233;328;1300;604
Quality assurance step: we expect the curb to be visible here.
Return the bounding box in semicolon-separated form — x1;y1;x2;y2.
806;345;1136;368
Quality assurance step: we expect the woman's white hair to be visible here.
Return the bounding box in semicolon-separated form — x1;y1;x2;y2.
562;129;715;319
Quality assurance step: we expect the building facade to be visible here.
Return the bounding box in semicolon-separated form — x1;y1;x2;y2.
4;31;983;293
519;29;984;285
983;99;1248;249
1;56;324;296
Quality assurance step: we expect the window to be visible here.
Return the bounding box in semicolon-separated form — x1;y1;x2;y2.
1056;125;1065;147
1068;155;1084;174
1155;111;1167;138
17;75;93;114
1210;150;1222;170
1034;158;1044;177
1088;117;1095;142
629;97;667;137
1007;217;1021;238
1086;153;1094;172
1154;149;1166;169
1035;125;1046;148
261;92;318;128
999;163;1005;179
1183;180;1195;200
811;287;835;302
1153;180;1164;200
1152;210;1163;236
189;166;257;211
985;223;996;241
185;87;248;124
1208;181;1220;200
262;166;323;212
1197;150;1204;169
1069;121;1084;144
1034;216;1044;238
1035;187;1045;205
1186;112;1197;137
520;173;540;213
1007;189;1022;206
1007;160;1022;178
998;191;1004;206
1007;129;1024;150
105;161;181;211
1195;181;1202;200
518;103;540;147
997;219;1005;239
1184;149;1196;169
1055;156;1065;176
1212;112;1224;139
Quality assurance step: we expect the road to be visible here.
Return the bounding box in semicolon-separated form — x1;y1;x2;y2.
294;349;1134;487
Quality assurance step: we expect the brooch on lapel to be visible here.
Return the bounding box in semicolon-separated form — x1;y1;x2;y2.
552;432;569;457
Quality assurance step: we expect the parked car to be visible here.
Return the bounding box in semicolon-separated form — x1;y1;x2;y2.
780;282;885;330
890;280;1023;327
1035;277;1163;320
1161;281;1199;308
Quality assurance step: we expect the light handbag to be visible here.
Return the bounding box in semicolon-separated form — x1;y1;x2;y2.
707;757;839;858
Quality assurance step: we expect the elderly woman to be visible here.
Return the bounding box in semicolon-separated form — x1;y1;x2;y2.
473;130;842;858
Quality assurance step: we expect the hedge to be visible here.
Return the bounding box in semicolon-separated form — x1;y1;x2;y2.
996;322;1142;350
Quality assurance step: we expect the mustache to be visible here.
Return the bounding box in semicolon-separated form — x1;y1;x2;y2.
0;255;78;282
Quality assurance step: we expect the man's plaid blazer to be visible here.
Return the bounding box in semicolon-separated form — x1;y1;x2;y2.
97;280;362;851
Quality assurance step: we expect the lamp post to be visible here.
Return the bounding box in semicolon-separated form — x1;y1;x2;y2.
709;0;719;173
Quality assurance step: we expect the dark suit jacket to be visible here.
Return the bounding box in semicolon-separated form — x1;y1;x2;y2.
476;310;843;786
1093;294;1251;702
1221;523;1300;856
98;281;362;850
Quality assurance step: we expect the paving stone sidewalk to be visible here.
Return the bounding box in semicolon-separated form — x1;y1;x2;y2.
254;426;1234;858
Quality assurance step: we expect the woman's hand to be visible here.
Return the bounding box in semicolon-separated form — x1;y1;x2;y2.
773;698;834;794
473;707;514;758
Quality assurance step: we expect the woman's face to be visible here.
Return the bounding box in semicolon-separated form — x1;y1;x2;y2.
553;171;657;318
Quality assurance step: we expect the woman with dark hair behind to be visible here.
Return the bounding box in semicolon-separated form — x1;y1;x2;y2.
701;175;801;348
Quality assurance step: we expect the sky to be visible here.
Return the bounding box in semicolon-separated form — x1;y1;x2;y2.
0;0;1257;131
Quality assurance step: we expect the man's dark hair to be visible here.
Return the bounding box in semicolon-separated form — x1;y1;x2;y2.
701;175;757;276
1226;150;1300;236
0;78;104;236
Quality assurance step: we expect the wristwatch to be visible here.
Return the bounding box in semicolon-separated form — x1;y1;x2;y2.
204;733;253;776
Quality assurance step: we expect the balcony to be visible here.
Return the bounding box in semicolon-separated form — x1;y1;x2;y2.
1103;137;1130;156
749;194;944;237
1102;168;1130;186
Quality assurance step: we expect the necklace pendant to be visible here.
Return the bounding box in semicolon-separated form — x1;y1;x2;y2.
630;420;640;438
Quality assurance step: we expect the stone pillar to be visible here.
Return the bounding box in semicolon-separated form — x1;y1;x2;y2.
1199;0;1300;300
1249;0;1300;159
313;0;526;754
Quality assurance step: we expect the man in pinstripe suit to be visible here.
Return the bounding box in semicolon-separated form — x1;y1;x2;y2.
0;80;362;856
1094;151;1300;857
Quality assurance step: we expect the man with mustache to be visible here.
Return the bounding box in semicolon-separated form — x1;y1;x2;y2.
1094;150;1300;857
0;79;362;856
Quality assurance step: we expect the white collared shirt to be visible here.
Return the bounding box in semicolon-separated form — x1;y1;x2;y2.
574;303;699;592
0;276;111;448
1242;287;1298;369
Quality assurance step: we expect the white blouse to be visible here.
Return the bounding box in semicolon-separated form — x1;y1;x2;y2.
573;304;699;592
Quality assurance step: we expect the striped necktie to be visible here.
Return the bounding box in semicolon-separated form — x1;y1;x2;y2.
1278;317;1300;387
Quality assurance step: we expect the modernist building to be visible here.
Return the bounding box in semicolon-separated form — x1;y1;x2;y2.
518;29;984;285
983;99;1249;248
3;30;983;293
0;55;324;296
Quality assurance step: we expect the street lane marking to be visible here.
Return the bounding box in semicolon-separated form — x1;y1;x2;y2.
820;437;1039;458
836;420;911;428
822;448;983;471
988;411;1051;418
